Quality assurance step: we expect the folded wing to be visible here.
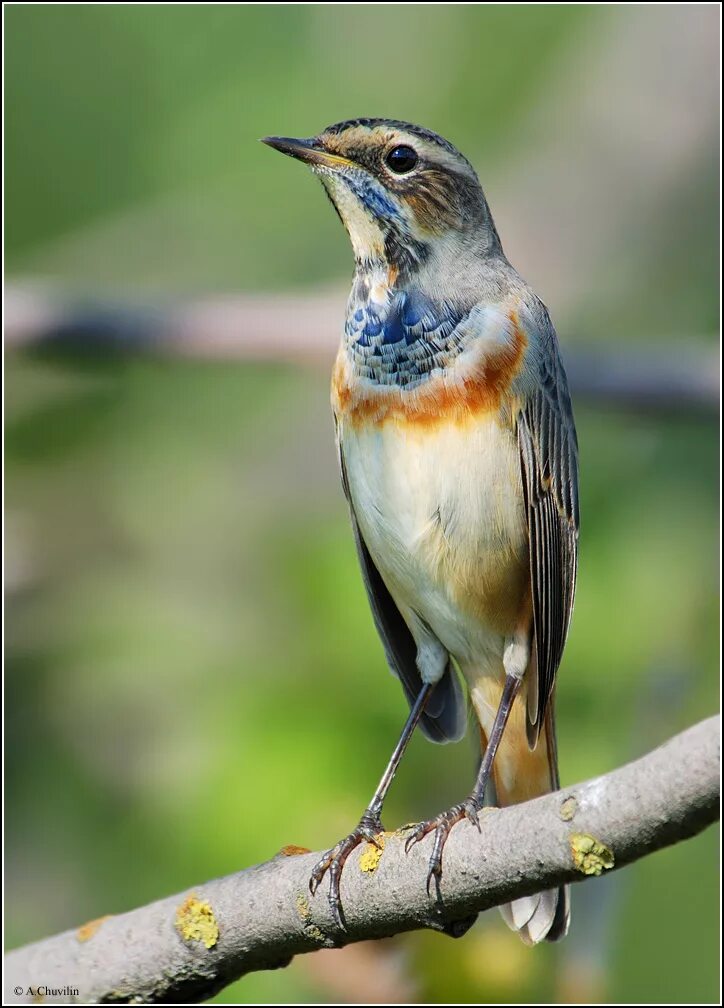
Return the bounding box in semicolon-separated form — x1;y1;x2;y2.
517;309;579;746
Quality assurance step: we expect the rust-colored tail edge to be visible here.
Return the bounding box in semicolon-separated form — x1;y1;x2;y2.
481;699;570;944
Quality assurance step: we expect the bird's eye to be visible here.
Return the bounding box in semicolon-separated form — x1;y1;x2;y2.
385;145;418;174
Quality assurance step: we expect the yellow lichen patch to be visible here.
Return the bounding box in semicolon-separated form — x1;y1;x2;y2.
175;894;219;949
77;914;111;943
560;796;578;822
359;833;390;873
569;833;614;876
294;894;325;943
278;844;312;857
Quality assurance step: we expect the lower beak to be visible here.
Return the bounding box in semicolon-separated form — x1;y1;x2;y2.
261;135;353;169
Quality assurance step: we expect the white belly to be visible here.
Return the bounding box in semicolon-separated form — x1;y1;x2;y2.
340;416;528;674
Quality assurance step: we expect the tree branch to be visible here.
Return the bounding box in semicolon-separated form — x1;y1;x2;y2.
5;715;719;1005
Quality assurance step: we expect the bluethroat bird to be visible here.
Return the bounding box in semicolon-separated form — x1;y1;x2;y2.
263;119;578;944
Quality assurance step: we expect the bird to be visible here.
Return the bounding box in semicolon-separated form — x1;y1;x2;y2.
263;119;579;944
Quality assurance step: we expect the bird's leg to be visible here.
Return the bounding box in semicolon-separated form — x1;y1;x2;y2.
405;673;523;895
309;682;433;927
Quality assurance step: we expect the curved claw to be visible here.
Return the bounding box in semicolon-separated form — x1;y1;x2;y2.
308;816;384;927
464;803;482;831
404;799;482;896
404;821;434;854
309;852;333;896
426;865;441;897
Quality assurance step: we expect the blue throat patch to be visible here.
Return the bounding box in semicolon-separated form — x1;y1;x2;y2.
344;286;470;388
344;171;402;224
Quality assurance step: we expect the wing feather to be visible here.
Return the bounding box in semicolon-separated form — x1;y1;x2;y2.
517;314;579;745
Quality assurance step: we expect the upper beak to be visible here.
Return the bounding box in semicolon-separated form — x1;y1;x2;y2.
261;135;353;169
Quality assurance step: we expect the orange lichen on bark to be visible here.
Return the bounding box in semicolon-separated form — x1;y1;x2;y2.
278;844;312;857
76;915;111;943
333;309;527;430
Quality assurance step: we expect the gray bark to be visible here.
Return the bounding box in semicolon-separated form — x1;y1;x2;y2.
4;715;719;1005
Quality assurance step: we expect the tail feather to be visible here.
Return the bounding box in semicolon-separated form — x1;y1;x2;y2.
474;678;570;945
499;894;539;931
545;883;571;943
499;889;568;945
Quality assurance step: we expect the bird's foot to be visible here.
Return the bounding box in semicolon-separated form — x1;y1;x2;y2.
404;798;482;896
309;811;384;928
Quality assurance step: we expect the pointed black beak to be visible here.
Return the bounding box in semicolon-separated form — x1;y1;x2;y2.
261;135;353;169
261;136;317;160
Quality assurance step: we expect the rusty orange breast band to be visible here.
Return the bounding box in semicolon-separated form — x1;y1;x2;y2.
333;308;527;429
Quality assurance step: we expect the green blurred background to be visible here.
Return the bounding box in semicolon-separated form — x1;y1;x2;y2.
5;4;719;1004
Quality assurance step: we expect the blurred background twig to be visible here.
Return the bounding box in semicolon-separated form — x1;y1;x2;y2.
5;282;719;413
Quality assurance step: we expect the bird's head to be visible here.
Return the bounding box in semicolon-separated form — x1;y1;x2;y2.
263;118;501;281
